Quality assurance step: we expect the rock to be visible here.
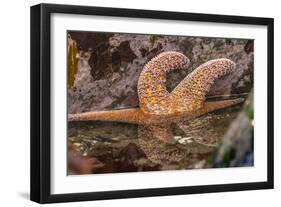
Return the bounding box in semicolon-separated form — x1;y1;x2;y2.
213;92;254;167
68;32;253;113
67;144;104;175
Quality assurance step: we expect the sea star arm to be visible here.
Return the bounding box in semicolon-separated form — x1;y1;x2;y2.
171;58;236;113
193;98;244;118
68;108;142;124
138;51;190;115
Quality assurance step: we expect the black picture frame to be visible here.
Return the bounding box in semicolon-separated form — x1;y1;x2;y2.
30;3;274;204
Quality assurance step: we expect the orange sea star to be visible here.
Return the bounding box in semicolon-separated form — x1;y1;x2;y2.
68;51;243;145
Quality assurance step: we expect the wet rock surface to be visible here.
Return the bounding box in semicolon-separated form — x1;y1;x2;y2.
67;32;253;113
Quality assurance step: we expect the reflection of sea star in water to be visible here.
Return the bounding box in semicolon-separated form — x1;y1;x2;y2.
68;51;244;163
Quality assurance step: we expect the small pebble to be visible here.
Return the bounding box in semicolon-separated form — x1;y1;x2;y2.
178;137;193;144
174;136;182;140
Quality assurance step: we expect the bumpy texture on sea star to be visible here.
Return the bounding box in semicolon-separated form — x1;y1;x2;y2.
68;51;243;162
138;51;190;114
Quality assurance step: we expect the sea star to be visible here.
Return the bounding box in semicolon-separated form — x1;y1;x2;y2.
68;51;243;145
